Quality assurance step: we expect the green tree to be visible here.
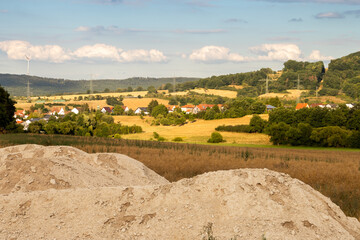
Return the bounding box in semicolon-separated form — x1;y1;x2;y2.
0;86;16;131
113;105;125;115
207;132;224;143
152;104;168;118
147;100;159;114
267;122;290;145
249;114;267;133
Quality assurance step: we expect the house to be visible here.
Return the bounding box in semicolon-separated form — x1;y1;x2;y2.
180;105;195;114
309;103;325;108
134;107;149;115
101;107;113;114
325;104;338;109
266;105;276;112
166;105;179;113
121;106;129;112
346;104;354;109
14;110;26;118
197;104;215;111
295;103;309;110
50;107;65;116
71;108;80;114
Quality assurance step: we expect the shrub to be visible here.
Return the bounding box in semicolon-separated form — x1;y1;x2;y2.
207;132;224;143
114;134;122;139
157;136;166;141
172;137;183;142
153;132;160;139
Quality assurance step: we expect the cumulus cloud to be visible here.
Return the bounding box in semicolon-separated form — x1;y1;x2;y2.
315;12;343;18
308;50;333;61
72;44;122;61
120;49;167;62
0;40;167;63
0;40;72;63
250;43;302;61
189;46;246;63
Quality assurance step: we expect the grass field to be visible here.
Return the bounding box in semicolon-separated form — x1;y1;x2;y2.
114;114;270;145
15;97;169;111
1;133;359;220
259;89;307;99
167;88;238;98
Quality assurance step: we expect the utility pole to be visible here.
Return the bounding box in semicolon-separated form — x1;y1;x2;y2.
90;74;94;94
25;55;31;102
173;76;176;93
259;75;275;94
296;74;301;104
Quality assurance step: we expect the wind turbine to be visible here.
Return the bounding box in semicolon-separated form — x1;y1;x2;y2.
25;55;31;102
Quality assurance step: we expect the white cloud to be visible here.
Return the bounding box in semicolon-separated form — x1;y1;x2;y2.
308;50;333;61
0;40;71;63
72;44;122;61
120;49;167;63
0;40;167;63
189;46;246;63
250;43;302;61
315;12;343;19
75;26;91;32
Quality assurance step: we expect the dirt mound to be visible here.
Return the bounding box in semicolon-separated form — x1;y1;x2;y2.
1;166;359;239
0;144;168;194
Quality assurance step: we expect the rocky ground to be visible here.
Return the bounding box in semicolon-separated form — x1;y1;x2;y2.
0;145;359;240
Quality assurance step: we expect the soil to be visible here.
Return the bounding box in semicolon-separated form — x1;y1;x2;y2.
0;145;359;240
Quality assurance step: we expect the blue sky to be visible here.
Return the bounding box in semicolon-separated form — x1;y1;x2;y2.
0;0;359;80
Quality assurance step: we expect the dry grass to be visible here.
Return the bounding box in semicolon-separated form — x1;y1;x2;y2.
122;98;169;110
228;85;244;89
114;115;270;145
39;91;148;100
1;133;360;219
259;89;307;99
15;98;169;111
167;88;238;98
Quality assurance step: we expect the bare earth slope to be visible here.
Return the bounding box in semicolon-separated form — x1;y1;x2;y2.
0;144;169;194
0;145;359;239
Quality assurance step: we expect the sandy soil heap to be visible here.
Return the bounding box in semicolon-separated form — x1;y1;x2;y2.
0;145;359;239
0;144;169;194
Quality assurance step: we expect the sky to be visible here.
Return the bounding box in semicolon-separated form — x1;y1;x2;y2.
0;0;359;80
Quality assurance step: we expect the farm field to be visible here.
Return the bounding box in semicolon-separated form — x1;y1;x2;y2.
168;88;238;98
114;114;271;145
258;89;307;99
15;97;169;111
39;91;148;100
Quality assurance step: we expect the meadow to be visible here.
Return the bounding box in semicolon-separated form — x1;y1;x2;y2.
1;133;360;220
114;115;271;145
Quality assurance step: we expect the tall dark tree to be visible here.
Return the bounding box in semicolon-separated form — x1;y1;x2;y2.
0;86;16;131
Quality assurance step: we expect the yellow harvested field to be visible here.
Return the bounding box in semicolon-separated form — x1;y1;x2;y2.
190;89;238;98
228;85;244;89
15;98;169;111
123;98;169;110
259;89;307;99
167;88;238;98
114;114;270;145
38;91;148;100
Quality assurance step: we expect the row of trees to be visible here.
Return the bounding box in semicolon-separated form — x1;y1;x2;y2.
216;105;360;148
28;112;142;138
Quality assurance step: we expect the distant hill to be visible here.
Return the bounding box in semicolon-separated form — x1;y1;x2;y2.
321;51;360;98
0;74;199;97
